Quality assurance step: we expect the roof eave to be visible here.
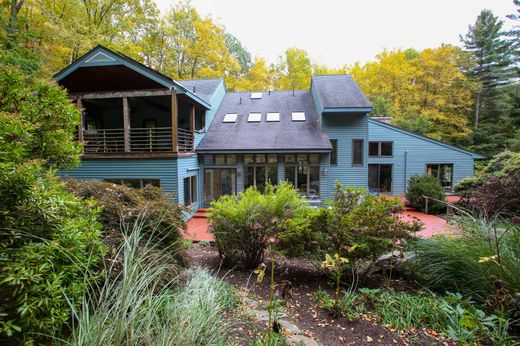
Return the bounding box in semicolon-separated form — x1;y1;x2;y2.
323;107;373;113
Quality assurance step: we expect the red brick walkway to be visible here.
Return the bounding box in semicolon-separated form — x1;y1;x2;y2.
182;198;460;242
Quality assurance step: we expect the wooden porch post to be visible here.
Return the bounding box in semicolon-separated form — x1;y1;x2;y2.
190;104;195;150
171;90;178;152
76;98;84;153
123;97;130;152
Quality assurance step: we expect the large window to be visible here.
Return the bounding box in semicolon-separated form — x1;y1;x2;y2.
204;154;236;165
285;154;320;199
426;164;453;191
330;139;338;165
369;141;393;157
183;175;197;205
352;139;364;166
244;154;278;191
368;164;392;193
105;178;160;189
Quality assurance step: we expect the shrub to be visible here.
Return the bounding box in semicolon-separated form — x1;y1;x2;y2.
64;179;187;252
409;216;520;319
208;182;309;268
280;184;420;277
406;174;446;214
69;220;237;346
0;162;104;343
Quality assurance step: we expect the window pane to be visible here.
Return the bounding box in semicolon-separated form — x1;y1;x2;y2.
245;166;254;190
226;155;236;165
195;109;204;130
142;179;160;188
381;142;393;156
426;164;439;179
439;164;453;190
244;154;254;164
368;142;379;157
285;166;295;187
379;165;392;193
352;140;363;165
297;154;307;163
267;154;278;163
123;179;140;188
183;177;190;205
256;166;266;191
255;154;266;163
309;154;319;164
297;164;307;195
285;154;296;163
267;165;278;185
309;166;320;198
215;155;225;165
330;139;338;165
368;165;379;193
190;176;197;203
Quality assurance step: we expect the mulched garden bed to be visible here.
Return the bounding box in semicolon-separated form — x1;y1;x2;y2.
187;244;454;346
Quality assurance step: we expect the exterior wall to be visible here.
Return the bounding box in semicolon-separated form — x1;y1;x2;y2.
368;120;475;195
194;80;227;147
59;159;177;195
321;113;369;193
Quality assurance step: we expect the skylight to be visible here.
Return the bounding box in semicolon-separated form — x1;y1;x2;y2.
266;112;280;122
251;92;262;99
223;113;238;123
291;112;305;121
248;113;262;122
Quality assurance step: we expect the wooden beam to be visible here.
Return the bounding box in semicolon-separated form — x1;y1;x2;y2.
123;97;130;152
190;104;195;138
171;90;178;152
69;89;172;100
76;98;84;143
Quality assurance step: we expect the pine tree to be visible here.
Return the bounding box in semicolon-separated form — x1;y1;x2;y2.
461;9;517;155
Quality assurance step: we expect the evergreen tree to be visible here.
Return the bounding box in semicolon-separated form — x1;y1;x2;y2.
461;9;516;155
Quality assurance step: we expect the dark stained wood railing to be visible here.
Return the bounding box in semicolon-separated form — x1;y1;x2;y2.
81;127;193;153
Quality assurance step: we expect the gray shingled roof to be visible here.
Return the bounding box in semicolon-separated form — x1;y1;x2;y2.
178;78;223;104
196;90;332;151
312;74;372;109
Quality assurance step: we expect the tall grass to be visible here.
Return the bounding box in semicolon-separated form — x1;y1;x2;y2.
66;217;237;346
410;215;520;306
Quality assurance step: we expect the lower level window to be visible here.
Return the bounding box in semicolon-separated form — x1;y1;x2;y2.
105;178;160;188
426;164;453;191
368;164;392;193
244;154;278;191
183;175;197;205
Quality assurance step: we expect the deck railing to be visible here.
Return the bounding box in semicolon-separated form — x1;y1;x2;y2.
81;127;194;153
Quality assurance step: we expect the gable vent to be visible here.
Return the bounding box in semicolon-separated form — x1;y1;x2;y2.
251;92;262;99
86;52;116;63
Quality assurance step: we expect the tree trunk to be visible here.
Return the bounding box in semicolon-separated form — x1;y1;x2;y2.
475;92;480;131
8;0;25;37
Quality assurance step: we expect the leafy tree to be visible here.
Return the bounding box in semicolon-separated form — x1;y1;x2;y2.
224;31;252;73
228;57;272;91
461;9;517;155
273;47;312;90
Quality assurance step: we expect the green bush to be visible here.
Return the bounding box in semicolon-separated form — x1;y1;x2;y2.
208;182;309;268
409;216;520;318
279;184;420;277
0;162;105;343
406;174;446;214
64;179;187;252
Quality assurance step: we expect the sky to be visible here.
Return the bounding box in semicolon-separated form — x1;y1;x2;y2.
154;0;517;67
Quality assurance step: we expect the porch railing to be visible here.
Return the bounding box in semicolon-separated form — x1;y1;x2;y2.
81;127;194;153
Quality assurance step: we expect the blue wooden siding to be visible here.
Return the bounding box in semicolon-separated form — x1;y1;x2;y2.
59;159;177;195
368;120;475;195
321;113;369;193
194;80;227;146
320;153;331;201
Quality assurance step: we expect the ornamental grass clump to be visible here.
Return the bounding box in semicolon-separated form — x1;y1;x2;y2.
68;216;237;346
208;182;309;268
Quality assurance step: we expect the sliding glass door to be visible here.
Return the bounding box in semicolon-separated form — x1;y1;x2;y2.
204;169;236;204
368;164;392;193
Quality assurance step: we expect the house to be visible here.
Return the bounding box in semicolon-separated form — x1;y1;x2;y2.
56;46;484;214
